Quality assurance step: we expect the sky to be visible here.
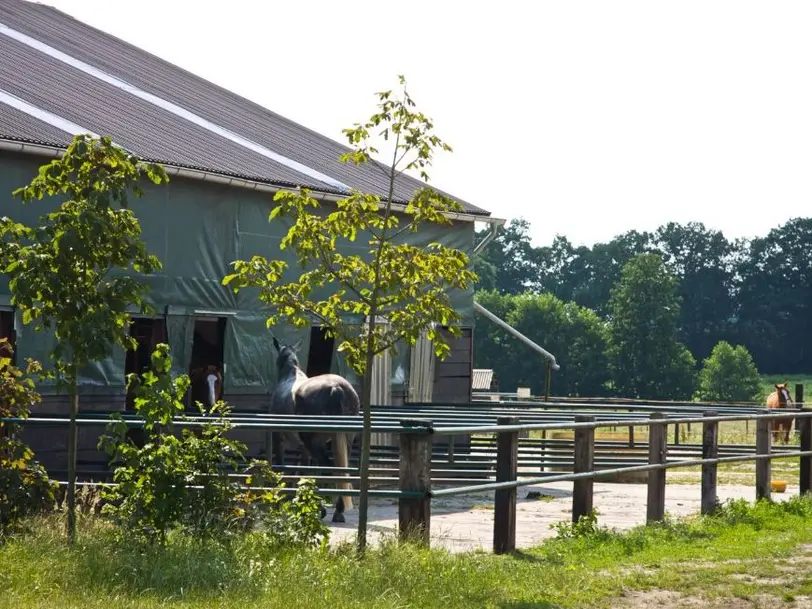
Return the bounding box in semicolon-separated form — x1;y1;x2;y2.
39;0;812;247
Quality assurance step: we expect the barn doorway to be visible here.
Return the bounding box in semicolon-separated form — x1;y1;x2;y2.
188;316;227;408
125;317;167;411
306;326;334;377
0;310;14;362
124;317;166;446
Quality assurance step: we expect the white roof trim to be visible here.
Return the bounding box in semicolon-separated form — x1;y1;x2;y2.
0;21;352;194
0;87;98;138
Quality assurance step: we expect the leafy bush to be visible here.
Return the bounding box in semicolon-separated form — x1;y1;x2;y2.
98;344;329;548
0;339;57;537
239;461;330;550
551;508;606;540
695;340;763;403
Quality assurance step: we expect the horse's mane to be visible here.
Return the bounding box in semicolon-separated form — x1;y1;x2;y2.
276;345;302;379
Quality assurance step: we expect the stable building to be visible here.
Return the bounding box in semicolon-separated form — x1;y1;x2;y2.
0;0;502;457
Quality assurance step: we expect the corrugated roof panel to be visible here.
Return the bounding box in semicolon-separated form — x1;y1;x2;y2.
0;99;73;145
0;0;491;216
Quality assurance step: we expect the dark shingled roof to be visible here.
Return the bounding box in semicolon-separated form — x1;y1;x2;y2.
0;0;490;217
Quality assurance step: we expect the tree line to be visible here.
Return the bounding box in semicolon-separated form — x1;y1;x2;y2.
473;217;812;398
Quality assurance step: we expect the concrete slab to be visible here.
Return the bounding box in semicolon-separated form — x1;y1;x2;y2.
327;482;800;553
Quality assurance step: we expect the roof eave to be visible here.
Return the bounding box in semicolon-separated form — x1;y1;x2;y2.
0;136;499;225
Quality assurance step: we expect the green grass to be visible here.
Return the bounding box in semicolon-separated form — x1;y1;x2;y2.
4;496;812;608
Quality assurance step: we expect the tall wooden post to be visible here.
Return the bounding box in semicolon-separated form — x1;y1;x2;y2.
572;415;595;523
756;412;772;502
701;411;719;515
628;409;635;448
494;416;519;554
647;412;667;523
399;419;432;545
800;409;812;495
795;384;805;450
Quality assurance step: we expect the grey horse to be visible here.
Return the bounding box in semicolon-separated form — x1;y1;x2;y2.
269;337;359;523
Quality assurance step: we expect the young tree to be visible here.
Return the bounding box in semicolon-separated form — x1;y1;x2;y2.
696;341;763;403
0;134;168;544
223;76;477;552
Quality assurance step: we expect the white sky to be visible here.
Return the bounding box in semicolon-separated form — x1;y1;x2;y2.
40;0;812;247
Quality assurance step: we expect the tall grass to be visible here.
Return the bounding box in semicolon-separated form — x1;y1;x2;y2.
4;496;812;608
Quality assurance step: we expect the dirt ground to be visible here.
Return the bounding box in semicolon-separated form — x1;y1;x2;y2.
327;480;800;552
609;590;812;609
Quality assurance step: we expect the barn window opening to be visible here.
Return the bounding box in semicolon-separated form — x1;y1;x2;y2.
188;316;227;408
125;317;167;412
306;326;334;377
0;310;15;362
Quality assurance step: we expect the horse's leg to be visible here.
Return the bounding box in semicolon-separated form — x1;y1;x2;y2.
272;431;285;467
301;433;330;521
331;431;354;523
298;432;317;468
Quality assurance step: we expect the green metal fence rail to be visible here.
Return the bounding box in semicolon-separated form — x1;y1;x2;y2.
7;401;812;554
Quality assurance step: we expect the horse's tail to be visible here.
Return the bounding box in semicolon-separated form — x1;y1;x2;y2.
329;385;354;510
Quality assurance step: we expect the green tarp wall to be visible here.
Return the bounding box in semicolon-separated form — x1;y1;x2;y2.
0;152;477;395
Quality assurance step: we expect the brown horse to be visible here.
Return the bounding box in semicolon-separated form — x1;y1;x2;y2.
766;382;793;444
189;365;223;409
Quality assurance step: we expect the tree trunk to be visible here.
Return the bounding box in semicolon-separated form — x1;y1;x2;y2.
357;127;397;554
357;319;377;554
66;363;78;545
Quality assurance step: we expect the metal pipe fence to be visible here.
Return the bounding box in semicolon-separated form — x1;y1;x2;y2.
7;401;811;554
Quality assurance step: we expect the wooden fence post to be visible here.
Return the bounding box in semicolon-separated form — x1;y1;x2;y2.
647;412;667;523
572;415;595;523
800;409;812;495
494;416;519;554
756;411;772;502
701;410;718;515
628;409;635;448
795;384;805;448
399;419;433;545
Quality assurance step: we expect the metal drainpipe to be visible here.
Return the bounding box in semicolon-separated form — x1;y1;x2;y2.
473;217;506;255
473;301;560;371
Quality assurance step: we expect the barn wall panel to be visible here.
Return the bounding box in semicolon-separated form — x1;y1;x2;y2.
0;153;478;399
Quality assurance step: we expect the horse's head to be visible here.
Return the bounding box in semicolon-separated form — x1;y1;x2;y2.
272;336;303;377
775;382;792;405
